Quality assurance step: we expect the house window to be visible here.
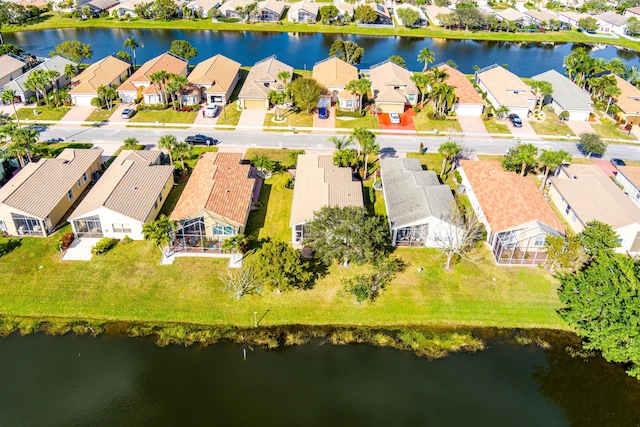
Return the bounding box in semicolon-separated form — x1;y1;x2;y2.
158;193;163;202
67;189;74;201
571;213;577;222
77;179;82;189
0;220;5;231
112;224;132;233
212;225;234;235
616;238;623;247
408;94;416;102
154;200;158;210
565;204;571;214
635;190;640;201
83;172;88;183
534;235;546;246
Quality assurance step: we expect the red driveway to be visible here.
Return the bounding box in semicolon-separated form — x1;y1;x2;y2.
378;108;416;132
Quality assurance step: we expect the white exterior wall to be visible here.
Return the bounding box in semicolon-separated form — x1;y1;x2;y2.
551;99;590;121
615;223;640;254
453;103;484;117
614;172;640;208
548;182;584;234
118;90;137;103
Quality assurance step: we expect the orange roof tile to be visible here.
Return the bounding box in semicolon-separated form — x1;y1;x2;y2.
460;160;564;233
436;64;484;105
119;52;187;88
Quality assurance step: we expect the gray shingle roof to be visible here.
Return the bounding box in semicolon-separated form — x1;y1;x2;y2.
380;158;455;229
531;69;592;112
1;56;76;94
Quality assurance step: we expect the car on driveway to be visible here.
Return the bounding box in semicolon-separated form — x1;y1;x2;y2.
121;108;136;119
508;113;522;127
389;112;401;124
318;107;329;119
205;105;219;118
185;134;217;146
611;158;626;167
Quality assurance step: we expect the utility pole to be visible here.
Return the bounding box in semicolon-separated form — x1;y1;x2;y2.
253;311;258;328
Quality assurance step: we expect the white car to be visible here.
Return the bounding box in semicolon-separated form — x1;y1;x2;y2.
389;112;401;124
204;105;219;118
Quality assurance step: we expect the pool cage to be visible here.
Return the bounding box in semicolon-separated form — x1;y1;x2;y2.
490;222;564;266
169;216;237;255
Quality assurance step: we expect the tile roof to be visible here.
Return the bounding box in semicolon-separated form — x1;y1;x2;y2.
424;5;452;18
436;63;484;105
0;54;27;80
596;11;628;27
551;164;640;229
0;149;103;219
616;165;640;189
86;0;118;10
369;60;418;103
494;7;525;21
288;0;319;16
238;56;293;100
475;64;534;109
559;11;591;22
612;74;640;114
69;55;130;95
460;160;563;233
380;158;455;229
2;56;76;94
69;150;172;222
531;69;592;111
218;0;253;14
188;54;241;94
290;155;363;226
312;57;358;90
117;53;188;92
170;152;255;226
523;9;556;23
259;0;286;15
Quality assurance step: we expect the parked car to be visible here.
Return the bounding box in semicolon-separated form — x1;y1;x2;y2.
508;113;522;128
121;108;136;119
185;134;217;146
318;107;329;119
389;112;401;124
611;158;626;167
205;105;219;118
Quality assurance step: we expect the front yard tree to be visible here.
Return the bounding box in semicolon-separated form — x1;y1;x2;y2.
329;39;365;65
169;40;197;61
13;127;38;163
359;132;379;180
433;206;483;270
345;78;371;114
158;134;177;166
538;148;571;191
579;133;607;158
350;127;374;159
578;16;598;32
142;214;176;257
557;251;640;379
97;85;118;111
123;137;139;149
530;80;553;112
333;149;358;169
255;241;314;291
328;135;353;150
305;206;390;267
220;267;260;300
438;140;461;176
50;40;92;65
290;77;323;113
172;140;192;175
577;220;620;257
503;142;539;177
1;89;20;128
267;90;286;121
250;155;276;177
150;70;170;104
603;83;620;115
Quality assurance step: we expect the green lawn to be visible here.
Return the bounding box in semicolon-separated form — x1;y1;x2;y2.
483;118;511;134
17;106;69;121
130;109;198;124
592;123;637;141
335;114;380;129
529;113;575;137
245;173;293;243
85;106;118;122
413;111;462;133
216;105;241;127
264;110;314;128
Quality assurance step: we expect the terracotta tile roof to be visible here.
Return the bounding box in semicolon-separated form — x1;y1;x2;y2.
188;54;241;94
170;152;255;226
436;64;484;105
69;55;130;95
612;74;640;115
460;160;564;233
117;53;187;91
313;57;358;90
616;165;640;189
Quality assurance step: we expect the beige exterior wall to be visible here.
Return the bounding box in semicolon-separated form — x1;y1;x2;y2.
548;182;584;234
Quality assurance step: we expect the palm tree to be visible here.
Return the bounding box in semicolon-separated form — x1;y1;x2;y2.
47;70;61;94
158;134;177;166
513;143;539;177
604;83;621;115
142;215;176;257
345;78;371;114
13;127;38;163
350;127;374;159
97;85;118;110
267;90;286;121
328;135;353;150
149;70;170;104
172;140;192;175
529;80;553;112
563;47;588;83
277;70;291;90
64;63;77;80
538;149;571;191
433;83;456;117
417;47;435;73
438;140;461;177
360;133;379;180
1;140;28;167
123;137;139;149
1;89;21;128
410;73;428;106
166;74;188;110
123;36;144;68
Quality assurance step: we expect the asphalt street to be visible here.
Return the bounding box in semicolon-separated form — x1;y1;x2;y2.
36;125;640;161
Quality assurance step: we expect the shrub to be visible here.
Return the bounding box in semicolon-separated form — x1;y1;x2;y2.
138;103;169;111
336;109;366;118
454;170;462;184
217;17;239;22
413;105;421;113
90;97;103;108
91;237;119;255
120;235;132;244
57;232;75;252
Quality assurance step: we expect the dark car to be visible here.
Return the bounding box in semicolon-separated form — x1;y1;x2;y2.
185;134;217;146
318;107;329;119
611;158;626;167
508;113;522;128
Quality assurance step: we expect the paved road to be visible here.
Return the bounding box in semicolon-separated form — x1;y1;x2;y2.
37;126;640;161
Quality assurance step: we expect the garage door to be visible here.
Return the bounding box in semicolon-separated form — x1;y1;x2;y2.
454;104;484;117
378;103;404;114
243;99;266;109
72;95;94;107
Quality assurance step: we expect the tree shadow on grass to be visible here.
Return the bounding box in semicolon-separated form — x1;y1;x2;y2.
0;238;21;257
245;182;271;247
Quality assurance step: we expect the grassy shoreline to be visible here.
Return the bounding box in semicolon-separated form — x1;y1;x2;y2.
4;13;640;52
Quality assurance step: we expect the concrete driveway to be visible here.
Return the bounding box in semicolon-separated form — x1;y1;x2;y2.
108;103;137;125
57;106;96;126
312;106;336;130
238;109;266;129
509;117;537;137
566;120;595;137
192;104;219;128
458;116;489;135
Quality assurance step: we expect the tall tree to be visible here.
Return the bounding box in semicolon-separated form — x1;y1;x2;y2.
417;47;435;73
12;126;38;163
538;148;571;191
64;63;77;80
267;90;286;121
544;231;586;273
123;137;139;150
169;40;197;61
432;83;456;117
350;127;374;160
290;77;323;113
171;140;192;175
142;214;176;257
123;36;144;68
149;70;170;104
530;80;553;112
329;39;364;65
579;133;607;158
503;142;539;177
328;135;352;150
577;220;620;257
166;73;188;109
277;70;291;88
158;134;177;166
438;140;461;176
49;40;92;64
603;83;621;115
433;205;483;270
345;78;371;114
1;89;21;128
360;132;379;180
254;241;314;291
410;73;428;106
97;85;117;110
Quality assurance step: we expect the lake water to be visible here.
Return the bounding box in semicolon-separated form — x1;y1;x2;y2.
1;331;639;426
5;28;640;76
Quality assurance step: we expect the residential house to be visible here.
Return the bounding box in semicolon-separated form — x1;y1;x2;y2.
185;54;241;106
369;60;418;113
0;54;28;88
558;11;592;28
257;0;286;21
614;166;640;208
69;55;131;106
492;8;526;26
85;0;118;16
187;0;222;17
362;2;392;25
290;154;363;244
312;56;360;111
394;3;427;27
475;64;535;116
549;163;640;254
380;158;458;247
595;12;628;35
1;56;76;102
531;69;592;121
523;9;557;26
335;1;354;20
611;74;640;126
425;5;452;26
237;55;293;109
436;63;484;116
458;160;565;265
287;0;319;22
218;0;253;18
0;149;103;237
169;152;257;254
107;0;148;17
625;6;640;19
116;52;188;104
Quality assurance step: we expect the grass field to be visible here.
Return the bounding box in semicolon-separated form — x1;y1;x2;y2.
130;109;198;124
264;111;314;128
335;114;380;130
17;106;69;121
413;112;462;133
483;118;511;134
85;106;117;122
592;123;637;141
529;114;575;137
